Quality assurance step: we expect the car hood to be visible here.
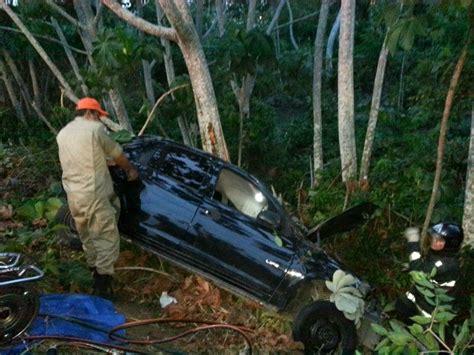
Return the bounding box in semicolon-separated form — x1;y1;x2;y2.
305;202;377;242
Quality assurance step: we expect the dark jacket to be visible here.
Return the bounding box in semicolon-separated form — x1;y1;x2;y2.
407;241;460;314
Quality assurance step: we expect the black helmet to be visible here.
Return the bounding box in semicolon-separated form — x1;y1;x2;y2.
429;223;464;252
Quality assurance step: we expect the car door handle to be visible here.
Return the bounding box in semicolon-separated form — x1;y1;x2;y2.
202;208;221;220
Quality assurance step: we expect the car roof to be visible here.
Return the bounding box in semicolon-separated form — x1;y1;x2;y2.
125;135;263;185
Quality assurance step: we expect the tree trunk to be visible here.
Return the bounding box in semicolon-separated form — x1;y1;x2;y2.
359;38;389;183
28;59;42;110
194;0;203;39
0;58;25;124
108;88;133;132
246;0;257;31
73;0;96;66
312;0;330;181
326;10;340;76
422;44;468;243
266;0;286;36
50;16;89;96
215;0;225;37
137;0;156;105
286;0;298;50
463;103;474;247
0;0;79;103
156;0;193;145
231;74;256;166
166;0;229;160
1;49;33;116
231;0;257;166
338;0;357;182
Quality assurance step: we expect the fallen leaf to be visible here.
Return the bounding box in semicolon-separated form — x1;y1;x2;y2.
32;218;48;227
0;220;22;231
0;205;13;220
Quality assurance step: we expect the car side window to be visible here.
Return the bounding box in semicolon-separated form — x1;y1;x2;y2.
152;148;211;191
213;168;274;219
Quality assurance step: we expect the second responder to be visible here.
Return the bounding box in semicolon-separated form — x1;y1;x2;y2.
395;223;464;322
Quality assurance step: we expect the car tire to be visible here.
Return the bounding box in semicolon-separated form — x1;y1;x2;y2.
293;301;358;354
55;204;82;250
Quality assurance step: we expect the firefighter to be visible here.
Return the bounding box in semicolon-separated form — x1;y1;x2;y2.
395;223;463;322
56;97;138;297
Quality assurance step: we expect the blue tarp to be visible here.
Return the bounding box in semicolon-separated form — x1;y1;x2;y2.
1;294;126;354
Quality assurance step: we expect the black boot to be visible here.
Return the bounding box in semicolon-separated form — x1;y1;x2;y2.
92;271;115;299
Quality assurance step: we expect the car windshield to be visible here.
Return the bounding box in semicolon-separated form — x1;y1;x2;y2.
213;168;269;219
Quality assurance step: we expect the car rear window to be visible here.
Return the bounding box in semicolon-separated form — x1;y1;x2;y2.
153;148;212;191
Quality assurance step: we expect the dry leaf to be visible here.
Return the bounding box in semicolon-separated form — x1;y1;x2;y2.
0;205;13;220
32;218;48;227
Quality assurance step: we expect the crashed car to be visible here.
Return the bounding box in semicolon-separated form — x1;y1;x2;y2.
58;135;379;352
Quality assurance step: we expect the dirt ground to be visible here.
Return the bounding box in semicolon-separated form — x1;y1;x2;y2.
95;248;304;354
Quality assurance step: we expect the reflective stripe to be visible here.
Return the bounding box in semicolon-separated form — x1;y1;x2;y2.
440;280;456;287
409;251;421;261
406;291;416;303
435;260;443;267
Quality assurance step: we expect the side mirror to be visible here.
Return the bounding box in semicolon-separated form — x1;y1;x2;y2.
257;210;281;230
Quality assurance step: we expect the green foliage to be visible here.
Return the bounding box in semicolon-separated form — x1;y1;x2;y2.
90;27;163;90
384;2;428;55
213;24;274;78
110;130;135;144
16;197;63;222
372;270;473;353
58;260;93;291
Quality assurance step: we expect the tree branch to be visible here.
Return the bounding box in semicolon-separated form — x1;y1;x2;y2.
266;0;286;35
138;84;188;136
0;25;87;55
45;0;85;29
274;11;318;31
102;0;178;42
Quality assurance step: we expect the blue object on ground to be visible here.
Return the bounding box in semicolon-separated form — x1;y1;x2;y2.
1;294;126;354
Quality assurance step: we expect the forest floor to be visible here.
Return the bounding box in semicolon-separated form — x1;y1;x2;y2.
104;244;304;353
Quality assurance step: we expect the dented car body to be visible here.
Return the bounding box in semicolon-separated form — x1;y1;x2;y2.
62;135;379;351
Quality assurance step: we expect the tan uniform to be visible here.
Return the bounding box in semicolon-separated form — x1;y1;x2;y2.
57;116;123;275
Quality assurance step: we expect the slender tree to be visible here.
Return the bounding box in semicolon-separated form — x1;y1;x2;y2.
28;59;41;109
231;0;257;166
326;9;340;76
0;58;25;124
337;0;357;184
463;104;474;246
155;0;194;146
422;42;469;243
215;0;225;37
312;0;331;183
359;36;389;184
1;49;33;116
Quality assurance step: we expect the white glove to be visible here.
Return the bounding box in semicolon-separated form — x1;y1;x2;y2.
405;227;420;243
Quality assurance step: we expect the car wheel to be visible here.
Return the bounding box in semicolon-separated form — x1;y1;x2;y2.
55;204;82;250
293;301;357;354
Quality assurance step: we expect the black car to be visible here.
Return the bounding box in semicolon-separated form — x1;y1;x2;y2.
59;135;379;352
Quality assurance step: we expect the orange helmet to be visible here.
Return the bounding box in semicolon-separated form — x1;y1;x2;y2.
75;97;109;116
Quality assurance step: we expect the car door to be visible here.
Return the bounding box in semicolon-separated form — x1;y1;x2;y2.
121;144;212;260
186;166;294;302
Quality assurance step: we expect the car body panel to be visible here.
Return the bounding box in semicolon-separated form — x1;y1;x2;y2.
111;136;367;311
